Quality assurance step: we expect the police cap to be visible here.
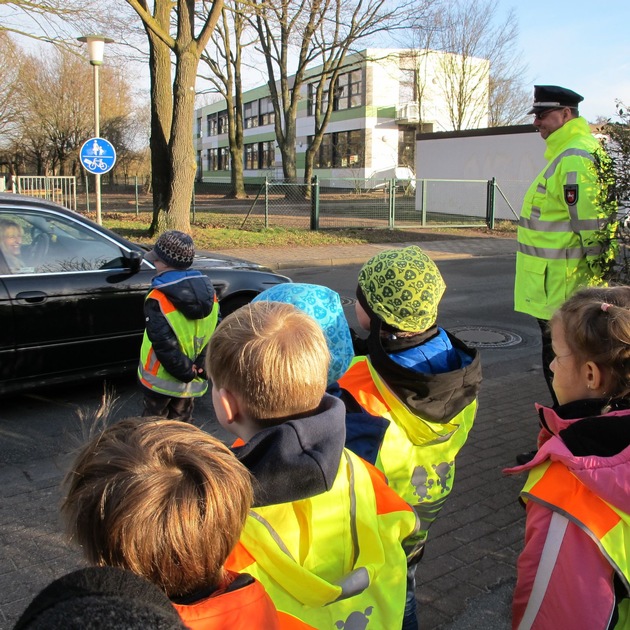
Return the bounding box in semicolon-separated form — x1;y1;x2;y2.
527;85;584;115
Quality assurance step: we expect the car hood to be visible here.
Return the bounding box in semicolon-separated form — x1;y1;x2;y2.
194;251;274;272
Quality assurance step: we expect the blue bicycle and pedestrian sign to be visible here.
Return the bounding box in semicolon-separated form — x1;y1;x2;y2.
80;137;116;174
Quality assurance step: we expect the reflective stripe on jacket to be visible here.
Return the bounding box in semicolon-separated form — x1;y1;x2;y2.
138;289;218;397
338;356;477;553
519;460;630;629
225;449;417;629
515;116;612;320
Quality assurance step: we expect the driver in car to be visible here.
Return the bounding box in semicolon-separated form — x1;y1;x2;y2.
0;218;25;273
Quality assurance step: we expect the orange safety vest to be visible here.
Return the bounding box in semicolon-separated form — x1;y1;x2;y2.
138;288;218;397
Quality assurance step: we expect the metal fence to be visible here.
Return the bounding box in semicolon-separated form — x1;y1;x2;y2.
192;176;498;230
9;175;515;231
14;176;77;211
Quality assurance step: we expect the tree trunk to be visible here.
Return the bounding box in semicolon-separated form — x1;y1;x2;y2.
146;15;173;236
165;51;198;233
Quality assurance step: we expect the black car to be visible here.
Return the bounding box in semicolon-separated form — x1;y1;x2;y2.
0;193;291;395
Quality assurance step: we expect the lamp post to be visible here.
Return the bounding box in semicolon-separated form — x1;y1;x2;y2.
77;34;113;225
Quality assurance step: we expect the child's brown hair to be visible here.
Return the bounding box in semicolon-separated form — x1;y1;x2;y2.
551;285;630;399
207;301;329;422
61;418;253;598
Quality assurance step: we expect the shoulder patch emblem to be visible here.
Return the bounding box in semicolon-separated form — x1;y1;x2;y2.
564;184;579;206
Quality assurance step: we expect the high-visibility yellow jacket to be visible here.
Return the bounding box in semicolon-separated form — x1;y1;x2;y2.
138;288;218;397
226;448;417;630
515;116;614;320
339;353;478;557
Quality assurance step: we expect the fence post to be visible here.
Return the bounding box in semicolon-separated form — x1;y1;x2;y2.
388;179;395;229
191;186;196;223
134;176;139;216
310;175;320;230
264;177;269;229
421;179;427;226
486;177;496;229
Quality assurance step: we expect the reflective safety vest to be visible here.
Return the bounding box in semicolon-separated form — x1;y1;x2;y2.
338;356;477;553
225;449;417;630
520;460;630;629
138;289;218;397
515;116;614;320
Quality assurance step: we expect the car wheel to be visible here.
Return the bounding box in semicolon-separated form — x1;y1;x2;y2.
219;293;256;317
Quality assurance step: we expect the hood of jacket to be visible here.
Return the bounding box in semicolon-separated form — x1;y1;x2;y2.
366;320;482;423
506;399;630;514
544;116;601;161
151;270;216;320
233;394;346;507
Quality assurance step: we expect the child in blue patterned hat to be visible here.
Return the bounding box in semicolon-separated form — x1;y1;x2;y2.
252;283;390;465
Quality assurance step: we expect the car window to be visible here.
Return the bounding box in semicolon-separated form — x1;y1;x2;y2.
0;210;127;274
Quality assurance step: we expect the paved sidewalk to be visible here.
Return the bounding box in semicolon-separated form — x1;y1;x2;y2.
1;234;545;630
218;235;517;270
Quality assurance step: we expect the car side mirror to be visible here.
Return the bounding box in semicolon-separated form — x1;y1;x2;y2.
125;251;143;273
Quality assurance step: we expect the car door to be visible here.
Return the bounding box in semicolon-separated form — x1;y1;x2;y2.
0;277;15;381
0;207;153;385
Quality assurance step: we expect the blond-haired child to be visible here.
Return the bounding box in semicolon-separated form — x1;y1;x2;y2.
207;301;418;629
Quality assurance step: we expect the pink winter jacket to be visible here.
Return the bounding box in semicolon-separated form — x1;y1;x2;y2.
505;401;630;630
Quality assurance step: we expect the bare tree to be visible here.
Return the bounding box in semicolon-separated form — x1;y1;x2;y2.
116;0;224;234
0;32;21;146
7;45;137;177
0;0;98;44
251;0;420;184
198;0;257;198
407;0;530;129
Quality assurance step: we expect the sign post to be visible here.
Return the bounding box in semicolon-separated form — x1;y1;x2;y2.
79;138;116;224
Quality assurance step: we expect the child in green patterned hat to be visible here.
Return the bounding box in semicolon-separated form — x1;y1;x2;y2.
338;245;482;629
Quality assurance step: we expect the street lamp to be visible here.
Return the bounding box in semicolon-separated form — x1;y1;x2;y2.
77;34;113;225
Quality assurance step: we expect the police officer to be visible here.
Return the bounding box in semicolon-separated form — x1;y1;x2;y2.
515;85;615;464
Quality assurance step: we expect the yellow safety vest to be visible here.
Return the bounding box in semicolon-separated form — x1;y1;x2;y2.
338;356;477;555
521;460;630;628
515;116;614;320
138;289;218;397
225;449;417;630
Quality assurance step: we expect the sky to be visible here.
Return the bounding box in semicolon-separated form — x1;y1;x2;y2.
494;0;630;122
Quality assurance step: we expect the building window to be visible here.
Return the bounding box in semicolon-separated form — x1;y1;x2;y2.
260;141;275;168
307;68;364;116
244;100;259;129
334;70;363;111
219;147;231;171
399;68;416;103
196;118;202;138
217;110;228;134
244;143;257;170
398;128;415;168
311;130;364;168
207;114;218;137
259;97;275;126
207;148;217;171
196;150;202;180
244;142;275;170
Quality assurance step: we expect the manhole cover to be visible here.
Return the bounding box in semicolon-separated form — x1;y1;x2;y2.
449;326;522;348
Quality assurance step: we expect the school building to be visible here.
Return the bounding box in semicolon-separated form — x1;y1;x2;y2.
193;48;489;186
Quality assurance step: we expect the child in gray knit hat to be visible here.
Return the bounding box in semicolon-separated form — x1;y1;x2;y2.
139;230;218;422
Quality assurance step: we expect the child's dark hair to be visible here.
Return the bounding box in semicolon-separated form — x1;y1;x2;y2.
551;286;630;399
